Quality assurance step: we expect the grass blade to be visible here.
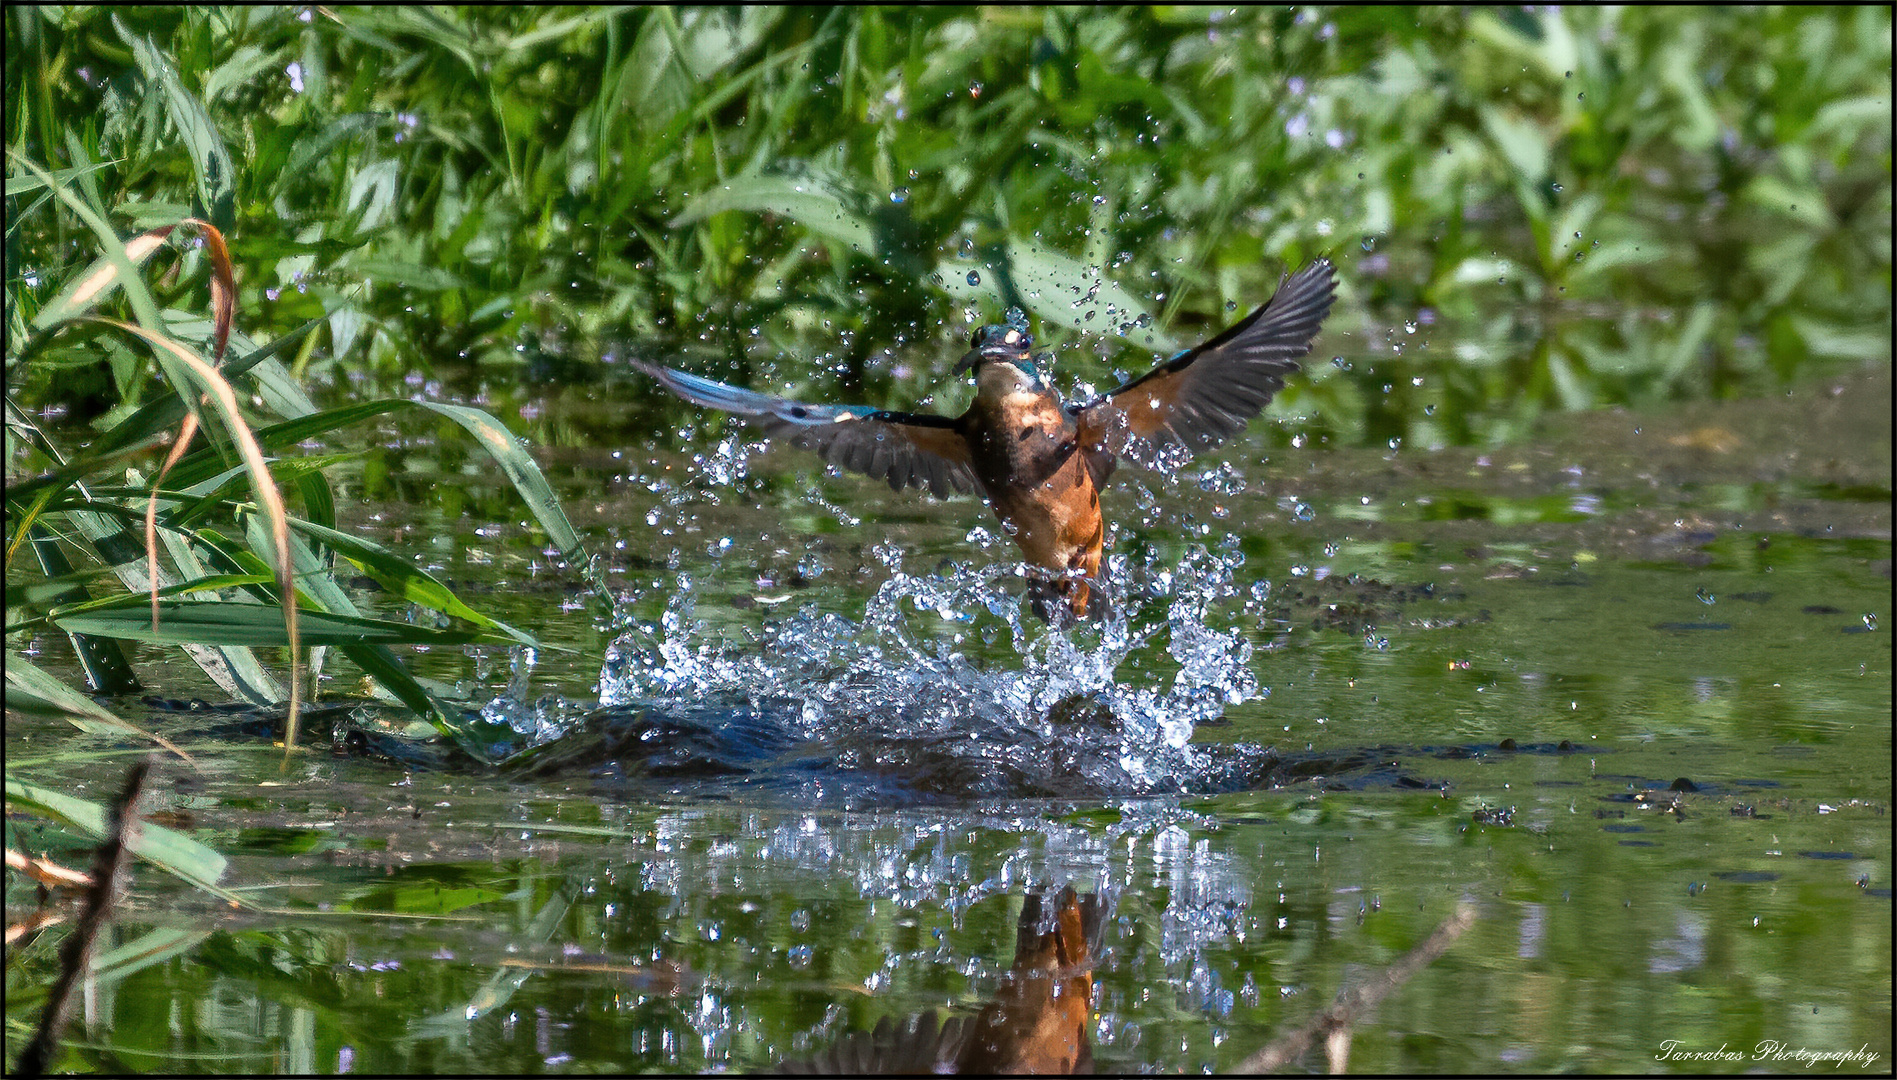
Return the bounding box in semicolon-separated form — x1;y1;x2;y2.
92;318;304;761
49;598;520;648
285;517;541;647
414;401;610;612
4;656;194;765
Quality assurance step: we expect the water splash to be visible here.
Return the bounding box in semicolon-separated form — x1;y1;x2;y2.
577;533;1270;802
470;435;1361;802
477;644;590;743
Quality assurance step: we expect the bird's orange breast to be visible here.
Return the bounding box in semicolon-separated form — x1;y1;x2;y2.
966;403;1106;621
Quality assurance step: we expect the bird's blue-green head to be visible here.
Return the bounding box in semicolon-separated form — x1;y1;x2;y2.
953;307;1038;379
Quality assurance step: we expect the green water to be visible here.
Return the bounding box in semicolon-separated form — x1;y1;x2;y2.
6;364;1889;1073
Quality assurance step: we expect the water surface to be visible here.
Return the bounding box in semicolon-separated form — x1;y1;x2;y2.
6;363;1889;1073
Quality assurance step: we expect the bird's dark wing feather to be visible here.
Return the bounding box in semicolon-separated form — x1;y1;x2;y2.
632;361;976;498
1071;259;1335;459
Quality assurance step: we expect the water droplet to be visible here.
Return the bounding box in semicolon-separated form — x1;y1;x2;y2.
889;188;908;204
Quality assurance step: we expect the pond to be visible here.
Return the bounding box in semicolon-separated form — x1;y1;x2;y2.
6;360;1888;1073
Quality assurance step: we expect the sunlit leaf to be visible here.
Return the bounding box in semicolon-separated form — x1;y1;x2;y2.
31;227;174;328
285;517;540;646
49;599;518;648
2;157;122;197
1478;105;1550;184
936;241;1177;354
118;15;238;229
412;401;610;611
673;173;876;251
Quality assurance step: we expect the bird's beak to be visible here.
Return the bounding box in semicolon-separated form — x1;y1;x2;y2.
955;344;1026;377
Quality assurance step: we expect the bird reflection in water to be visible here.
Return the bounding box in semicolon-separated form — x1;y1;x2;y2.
779;887;1105;1075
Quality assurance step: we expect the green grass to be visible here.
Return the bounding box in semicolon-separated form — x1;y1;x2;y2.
7;8;1887;447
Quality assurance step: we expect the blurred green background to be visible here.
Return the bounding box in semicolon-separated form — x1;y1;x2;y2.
7;5;1890;450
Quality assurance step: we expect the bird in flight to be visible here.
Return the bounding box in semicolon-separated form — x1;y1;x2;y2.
634;259;1336;624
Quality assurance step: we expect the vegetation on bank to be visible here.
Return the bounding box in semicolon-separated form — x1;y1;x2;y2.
8;7;1889;448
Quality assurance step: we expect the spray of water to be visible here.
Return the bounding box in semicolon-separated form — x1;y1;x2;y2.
486;436;1277;801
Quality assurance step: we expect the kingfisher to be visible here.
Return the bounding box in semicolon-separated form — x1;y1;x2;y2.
633;259;1335;625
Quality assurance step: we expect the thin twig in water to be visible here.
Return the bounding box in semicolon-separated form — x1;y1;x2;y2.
1234;901;1478;1074
12;759;152;1079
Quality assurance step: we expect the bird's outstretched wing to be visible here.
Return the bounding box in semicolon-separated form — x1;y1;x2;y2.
632;361;977;499
1071;259;1335;459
